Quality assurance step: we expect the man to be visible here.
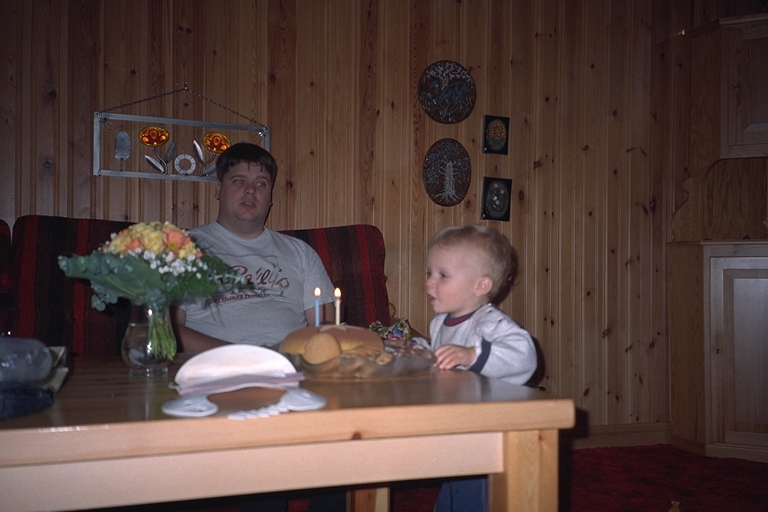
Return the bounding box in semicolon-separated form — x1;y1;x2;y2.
173;142;335;352
172;143;344;512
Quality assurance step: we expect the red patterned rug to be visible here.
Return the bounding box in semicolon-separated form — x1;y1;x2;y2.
561;444;768;512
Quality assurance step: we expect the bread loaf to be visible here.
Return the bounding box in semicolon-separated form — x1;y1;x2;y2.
302;332;342;364
280;325;385;364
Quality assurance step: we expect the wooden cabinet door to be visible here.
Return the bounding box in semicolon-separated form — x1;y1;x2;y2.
710;256;768;448
726;22;768;149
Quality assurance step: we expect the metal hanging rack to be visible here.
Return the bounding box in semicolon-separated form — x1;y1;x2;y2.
93;83;270;182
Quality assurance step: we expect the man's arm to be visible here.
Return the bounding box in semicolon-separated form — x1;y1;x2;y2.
171;306;229;353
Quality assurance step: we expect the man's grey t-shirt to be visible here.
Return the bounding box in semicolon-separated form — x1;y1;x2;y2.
180;222;334;347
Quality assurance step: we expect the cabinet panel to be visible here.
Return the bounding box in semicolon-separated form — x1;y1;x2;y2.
669;242;768;462
709;253;768;457
717;265;768;445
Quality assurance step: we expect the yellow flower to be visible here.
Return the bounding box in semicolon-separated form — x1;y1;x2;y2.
105;221;198;259
141;228;165;254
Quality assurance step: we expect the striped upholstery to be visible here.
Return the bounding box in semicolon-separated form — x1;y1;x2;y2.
11;216;132;356
0;219;11;335
279;225;390;327
9;216;391;356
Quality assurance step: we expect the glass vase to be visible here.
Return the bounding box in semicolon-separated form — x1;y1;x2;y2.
121;304;177;376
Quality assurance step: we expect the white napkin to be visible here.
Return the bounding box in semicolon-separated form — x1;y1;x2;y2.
171;345;304;396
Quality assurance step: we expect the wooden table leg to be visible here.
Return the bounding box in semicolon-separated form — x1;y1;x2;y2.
349;486;390;512
488;429;559;512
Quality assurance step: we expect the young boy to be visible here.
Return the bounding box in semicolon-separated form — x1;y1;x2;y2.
415;224;538;512
419;224;536;384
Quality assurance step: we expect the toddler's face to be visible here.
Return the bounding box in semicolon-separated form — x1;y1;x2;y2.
425;244;487;318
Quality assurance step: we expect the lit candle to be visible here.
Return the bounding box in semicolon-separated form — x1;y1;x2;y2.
334;288;342;325
314;287;321;327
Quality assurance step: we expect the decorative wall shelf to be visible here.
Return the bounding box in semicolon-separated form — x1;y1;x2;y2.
93;113;270;182
93;85;270;182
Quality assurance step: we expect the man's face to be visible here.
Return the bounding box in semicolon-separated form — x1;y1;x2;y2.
215;161;273;237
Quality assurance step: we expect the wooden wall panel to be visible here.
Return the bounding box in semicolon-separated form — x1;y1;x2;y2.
1;1;20;224
604;0;630;425
294;1;324;227
268;0;298;231
506;0;534;348
357;0;378;226
628;0;655;424
581;0;607;421
553;0;580;412
30;1;55;217
4;0;765;434
530;0;557;398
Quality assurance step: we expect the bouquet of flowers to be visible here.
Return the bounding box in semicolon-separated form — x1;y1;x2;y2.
58;221;248;360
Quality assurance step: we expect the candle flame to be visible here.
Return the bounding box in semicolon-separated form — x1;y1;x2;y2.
314;287;321;297
334;287;341;299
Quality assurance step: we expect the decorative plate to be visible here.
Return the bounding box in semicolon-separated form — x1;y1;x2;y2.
422;138;471;207
418;60;477;124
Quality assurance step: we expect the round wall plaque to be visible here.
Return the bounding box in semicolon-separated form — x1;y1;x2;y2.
422;138;471;207
418;60;476;124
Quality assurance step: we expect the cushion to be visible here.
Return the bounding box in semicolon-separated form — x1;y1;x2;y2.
11;215;132;356
280;225;390;327
0;218;11;335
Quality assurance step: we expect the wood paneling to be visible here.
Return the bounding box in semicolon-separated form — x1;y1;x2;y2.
702;159;768;239
3;0;764;433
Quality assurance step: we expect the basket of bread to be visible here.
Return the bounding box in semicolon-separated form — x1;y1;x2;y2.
279;324;435;379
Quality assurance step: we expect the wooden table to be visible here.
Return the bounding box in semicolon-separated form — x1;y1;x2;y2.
0;358;574;511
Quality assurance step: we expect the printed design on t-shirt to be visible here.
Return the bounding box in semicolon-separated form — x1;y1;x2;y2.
202;253;291;307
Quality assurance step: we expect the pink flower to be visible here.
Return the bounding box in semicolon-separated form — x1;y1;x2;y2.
125;237;144;253
164;229;191;255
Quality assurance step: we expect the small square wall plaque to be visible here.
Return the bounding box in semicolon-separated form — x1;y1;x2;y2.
482;115;510;155
481;177;512;222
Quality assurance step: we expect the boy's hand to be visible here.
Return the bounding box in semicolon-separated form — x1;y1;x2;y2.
433;344;475;370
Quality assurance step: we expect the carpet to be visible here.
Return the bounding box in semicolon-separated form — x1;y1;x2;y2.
561;444;768;512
